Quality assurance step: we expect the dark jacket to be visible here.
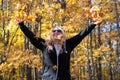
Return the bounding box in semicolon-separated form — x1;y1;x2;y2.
19;22;96;80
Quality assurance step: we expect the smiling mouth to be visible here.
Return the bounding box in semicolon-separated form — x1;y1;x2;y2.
54;35;62;40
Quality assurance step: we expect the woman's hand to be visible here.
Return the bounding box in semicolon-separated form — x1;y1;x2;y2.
94;19;103;25
15;17;24;23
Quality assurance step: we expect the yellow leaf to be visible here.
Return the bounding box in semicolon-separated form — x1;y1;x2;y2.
51;3;61;9
90;5;100;12
16;3;21;10
25;14;36;21
44;2;49;9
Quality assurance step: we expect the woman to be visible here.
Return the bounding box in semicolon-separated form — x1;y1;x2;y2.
16;18;102;80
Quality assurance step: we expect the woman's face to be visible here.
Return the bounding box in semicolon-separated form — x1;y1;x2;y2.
51;27;64;41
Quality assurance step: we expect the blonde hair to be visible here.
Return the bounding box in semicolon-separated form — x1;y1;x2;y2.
45;26;66;51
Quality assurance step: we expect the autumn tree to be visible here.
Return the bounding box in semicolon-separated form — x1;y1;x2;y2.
0;0;120;80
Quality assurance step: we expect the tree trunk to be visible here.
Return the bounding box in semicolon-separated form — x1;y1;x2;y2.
87;59;92;80
93;29;97;48
108;23;113;80
20;66;25;80
97;57;102;80
86;36;92;80
90;32;95;80
26;65;32;80
24;23;32;80
114;0;120;38
97;25;102;80
1;0;7;64
114;0;120;80
33;67;38;80
115;40;120;80
109;63;113;80
79;67;82;80
83;66;86;80
0;76;3;80
1;0;5;52
97;26;101;47
9;68;16;80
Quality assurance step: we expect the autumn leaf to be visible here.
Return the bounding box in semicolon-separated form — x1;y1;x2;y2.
0;0;120;79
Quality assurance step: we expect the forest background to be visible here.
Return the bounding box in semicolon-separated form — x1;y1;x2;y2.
0;0;120;80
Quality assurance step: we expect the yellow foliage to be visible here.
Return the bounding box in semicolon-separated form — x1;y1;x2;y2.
90;5;100;12
14;10;26;19
84;5;103;21
0;49;42;72
53;3;61;9
0;0;119;79
67;0;77;5
25;14;36;22
0;0;2;5
93;48;101;58
100;45;111;52
43;2;49;9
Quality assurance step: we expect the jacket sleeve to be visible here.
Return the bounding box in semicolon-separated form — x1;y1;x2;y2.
19;22;45;51
66;24;96;52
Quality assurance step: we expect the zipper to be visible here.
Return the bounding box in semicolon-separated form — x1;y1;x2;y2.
56;53;59;80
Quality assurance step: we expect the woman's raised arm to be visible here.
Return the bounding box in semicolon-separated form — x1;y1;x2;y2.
16;18;45;51
66;20;102;52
